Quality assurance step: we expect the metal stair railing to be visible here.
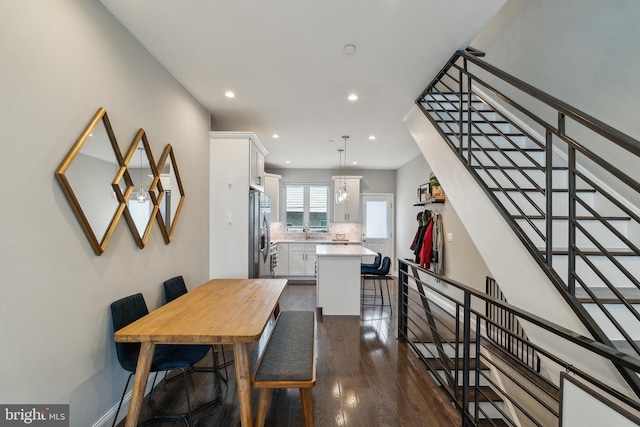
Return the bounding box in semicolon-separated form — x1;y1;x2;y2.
415;48;640;395
398;259;640;427
486;277;540;374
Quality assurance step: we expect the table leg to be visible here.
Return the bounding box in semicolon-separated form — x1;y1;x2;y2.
233;342;253;426
124;342;155;427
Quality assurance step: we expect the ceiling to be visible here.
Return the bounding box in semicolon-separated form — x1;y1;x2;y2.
99;0;504;170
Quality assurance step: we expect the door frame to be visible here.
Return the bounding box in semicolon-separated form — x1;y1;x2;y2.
360;193;395;274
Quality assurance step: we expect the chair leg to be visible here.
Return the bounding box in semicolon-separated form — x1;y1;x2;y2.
384;276;392;313
361;275;378;306
180;367;194;427
148;371;160;407
216;345;229;383
192;345;230;384
112;373;134;427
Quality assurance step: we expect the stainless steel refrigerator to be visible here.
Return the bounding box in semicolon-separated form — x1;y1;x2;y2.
249;190;271;278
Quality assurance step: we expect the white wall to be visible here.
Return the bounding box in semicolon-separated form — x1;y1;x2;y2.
471;0;640;138
395;154;491;291
0;2;211;426
470;0;640;185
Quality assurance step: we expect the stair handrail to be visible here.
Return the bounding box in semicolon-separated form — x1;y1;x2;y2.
398;259;640;426
418;48;640;157
415;47;640;394
485;276;541;373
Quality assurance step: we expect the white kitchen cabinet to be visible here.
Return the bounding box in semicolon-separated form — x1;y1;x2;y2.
209;131;268;279
332;176;362;222
275;242;289;276
288;243;317;276
250;144;265;191
264;173;282;222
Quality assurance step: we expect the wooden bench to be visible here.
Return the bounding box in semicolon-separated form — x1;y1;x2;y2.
252;310;317;427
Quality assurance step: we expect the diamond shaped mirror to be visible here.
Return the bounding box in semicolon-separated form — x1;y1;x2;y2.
118;129;159;248
55;107;129;255
156;144;185;244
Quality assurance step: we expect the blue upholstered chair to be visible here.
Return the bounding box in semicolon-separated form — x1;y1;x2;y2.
361;252;382;271
360;256;392;311
111;293;214;427
163;276;229;383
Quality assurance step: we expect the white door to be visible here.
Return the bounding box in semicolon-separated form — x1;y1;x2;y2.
360;194;394;272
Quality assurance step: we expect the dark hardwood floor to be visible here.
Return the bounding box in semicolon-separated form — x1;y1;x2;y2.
119;281;459;426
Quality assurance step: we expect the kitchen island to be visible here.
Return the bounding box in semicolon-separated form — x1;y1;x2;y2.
316;245;377;315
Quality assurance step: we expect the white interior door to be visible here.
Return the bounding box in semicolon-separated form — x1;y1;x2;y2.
360;194;394;272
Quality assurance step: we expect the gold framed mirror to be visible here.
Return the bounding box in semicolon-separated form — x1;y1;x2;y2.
55;107;129;255
156;144;185;244
118;129;160;248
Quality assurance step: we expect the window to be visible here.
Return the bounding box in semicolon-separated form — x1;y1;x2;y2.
285;183;329;232
364;200;389;239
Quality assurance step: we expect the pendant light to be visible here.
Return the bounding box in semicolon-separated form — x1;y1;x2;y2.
136;146;148;203
335;135;349;204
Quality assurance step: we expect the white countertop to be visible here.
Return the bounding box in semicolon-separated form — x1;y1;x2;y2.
316;245;377;257
274;240;361;244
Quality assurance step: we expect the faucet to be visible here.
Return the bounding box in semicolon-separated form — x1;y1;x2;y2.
303;225;309;240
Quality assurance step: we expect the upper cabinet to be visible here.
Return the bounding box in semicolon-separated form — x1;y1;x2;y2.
264;173;282;222
210;131;267;191
250;142;266;191
332;176;362;222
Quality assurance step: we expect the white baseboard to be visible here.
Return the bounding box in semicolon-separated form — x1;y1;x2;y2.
92;373;156;427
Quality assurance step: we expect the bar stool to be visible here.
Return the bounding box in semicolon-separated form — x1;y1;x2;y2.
361;256;392;312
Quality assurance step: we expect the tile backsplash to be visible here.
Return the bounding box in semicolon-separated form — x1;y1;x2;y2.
270;222;361;241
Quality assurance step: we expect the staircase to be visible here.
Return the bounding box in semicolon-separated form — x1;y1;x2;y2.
414;49;640;394
404;282;508;426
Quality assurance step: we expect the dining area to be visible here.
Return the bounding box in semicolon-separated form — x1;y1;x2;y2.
113;278;289;427
111;276;458;427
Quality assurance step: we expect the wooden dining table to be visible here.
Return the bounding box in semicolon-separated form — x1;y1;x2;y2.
114;278;288;427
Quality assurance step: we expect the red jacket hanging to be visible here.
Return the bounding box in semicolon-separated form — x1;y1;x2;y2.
420;218;434;269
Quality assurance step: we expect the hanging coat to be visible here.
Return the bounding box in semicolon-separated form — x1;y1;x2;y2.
420;218;434;269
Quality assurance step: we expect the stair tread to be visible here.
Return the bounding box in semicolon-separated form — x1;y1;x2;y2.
446;131;525;137
462;147;544;152
433;118;510;124
408;303;478;343
481;338;559;399
477;420;509;427
471;165;566;170
456;386;504;403
489;187;596;193
575;287;640;304
540;248;637;256
424;357;488;371
513;214;630;221
422;94;481;101
423;100;485;106
424;104;489;110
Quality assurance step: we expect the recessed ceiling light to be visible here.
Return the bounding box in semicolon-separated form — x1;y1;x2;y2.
352;161;358;165
344;44;356;55
348;94;358;101
368;135;376;140
225;91;235;98
272;134;279;138
285;160;291;164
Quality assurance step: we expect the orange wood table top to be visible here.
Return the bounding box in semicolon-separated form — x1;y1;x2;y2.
115;278;288;427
